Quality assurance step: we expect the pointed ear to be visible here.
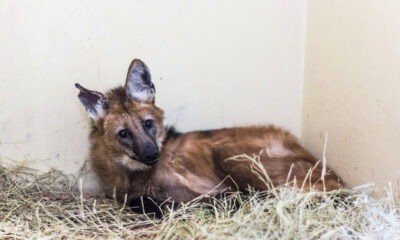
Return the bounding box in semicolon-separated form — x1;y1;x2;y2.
125;59;155;103
75;83;108;120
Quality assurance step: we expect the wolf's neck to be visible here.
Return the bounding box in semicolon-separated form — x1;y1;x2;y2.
116;163;156;198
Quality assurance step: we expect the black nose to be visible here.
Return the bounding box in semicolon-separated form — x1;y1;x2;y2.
145;151;160;162
143;145;160;163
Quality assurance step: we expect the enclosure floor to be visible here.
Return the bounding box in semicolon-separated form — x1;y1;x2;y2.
0;165;399;239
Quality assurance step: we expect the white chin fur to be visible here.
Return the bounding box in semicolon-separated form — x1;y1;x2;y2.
116;155;150;171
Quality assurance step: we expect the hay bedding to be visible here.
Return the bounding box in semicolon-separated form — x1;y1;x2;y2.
0;165;399;240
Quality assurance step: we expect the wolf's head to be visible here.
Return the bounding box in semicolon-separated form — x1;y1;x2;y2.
76;59;165;168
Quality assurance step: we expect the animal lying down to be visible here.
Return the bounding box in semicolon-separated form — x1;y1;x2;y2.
75;59;342;216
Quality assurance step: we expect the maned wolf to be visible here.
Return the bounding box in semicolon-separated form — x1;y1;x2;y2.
76;59;342;212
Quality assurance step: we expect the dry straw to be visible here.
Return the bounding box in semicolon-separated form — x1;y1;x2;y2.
0;155;399;239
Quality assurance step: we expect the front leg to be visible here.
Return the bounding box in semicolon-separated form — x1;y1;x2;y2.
129;196;165;218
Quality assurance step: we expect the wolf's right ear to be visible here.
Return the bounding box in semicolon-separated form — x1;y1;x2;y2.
75;83;108;121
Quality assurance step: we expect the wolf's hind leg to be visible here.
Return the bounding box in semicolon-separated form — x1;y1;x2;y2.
217;152;341;191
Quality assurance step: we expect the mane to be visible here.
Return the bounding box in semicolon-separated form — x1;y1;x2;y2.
164;126;182;143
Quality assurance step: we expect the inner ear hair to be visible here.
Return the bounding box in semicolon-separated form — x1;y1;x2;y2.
75;83;108;120
125;59;155;103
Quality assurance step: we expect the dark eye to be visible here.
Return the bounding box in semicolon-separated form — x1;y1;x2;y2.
143;119;154;129
117;129;130;139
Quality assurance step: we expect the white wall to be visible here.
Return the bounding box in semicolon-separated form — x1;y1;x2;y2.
0;1;306;173
303;0;400;195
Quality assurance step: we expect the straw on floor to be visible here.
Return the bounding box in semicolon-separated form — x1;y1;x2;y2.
0;161;399;240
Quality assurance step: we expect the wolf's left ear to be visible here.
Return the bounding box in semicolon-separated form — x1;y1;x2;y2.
75;83;108;121
125;59;155;103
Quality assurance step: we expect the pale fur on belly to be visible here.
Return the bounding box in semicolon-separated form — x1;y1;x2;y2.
173;171;228;196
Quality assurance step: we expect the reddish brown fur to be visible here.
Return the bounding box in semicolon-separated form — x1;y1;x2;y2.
78;59;343;206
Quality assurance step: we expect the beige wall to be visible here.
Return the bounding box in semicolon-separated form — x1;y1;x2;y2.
2;0;399;193
303;1;400;194
0;1;306;173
